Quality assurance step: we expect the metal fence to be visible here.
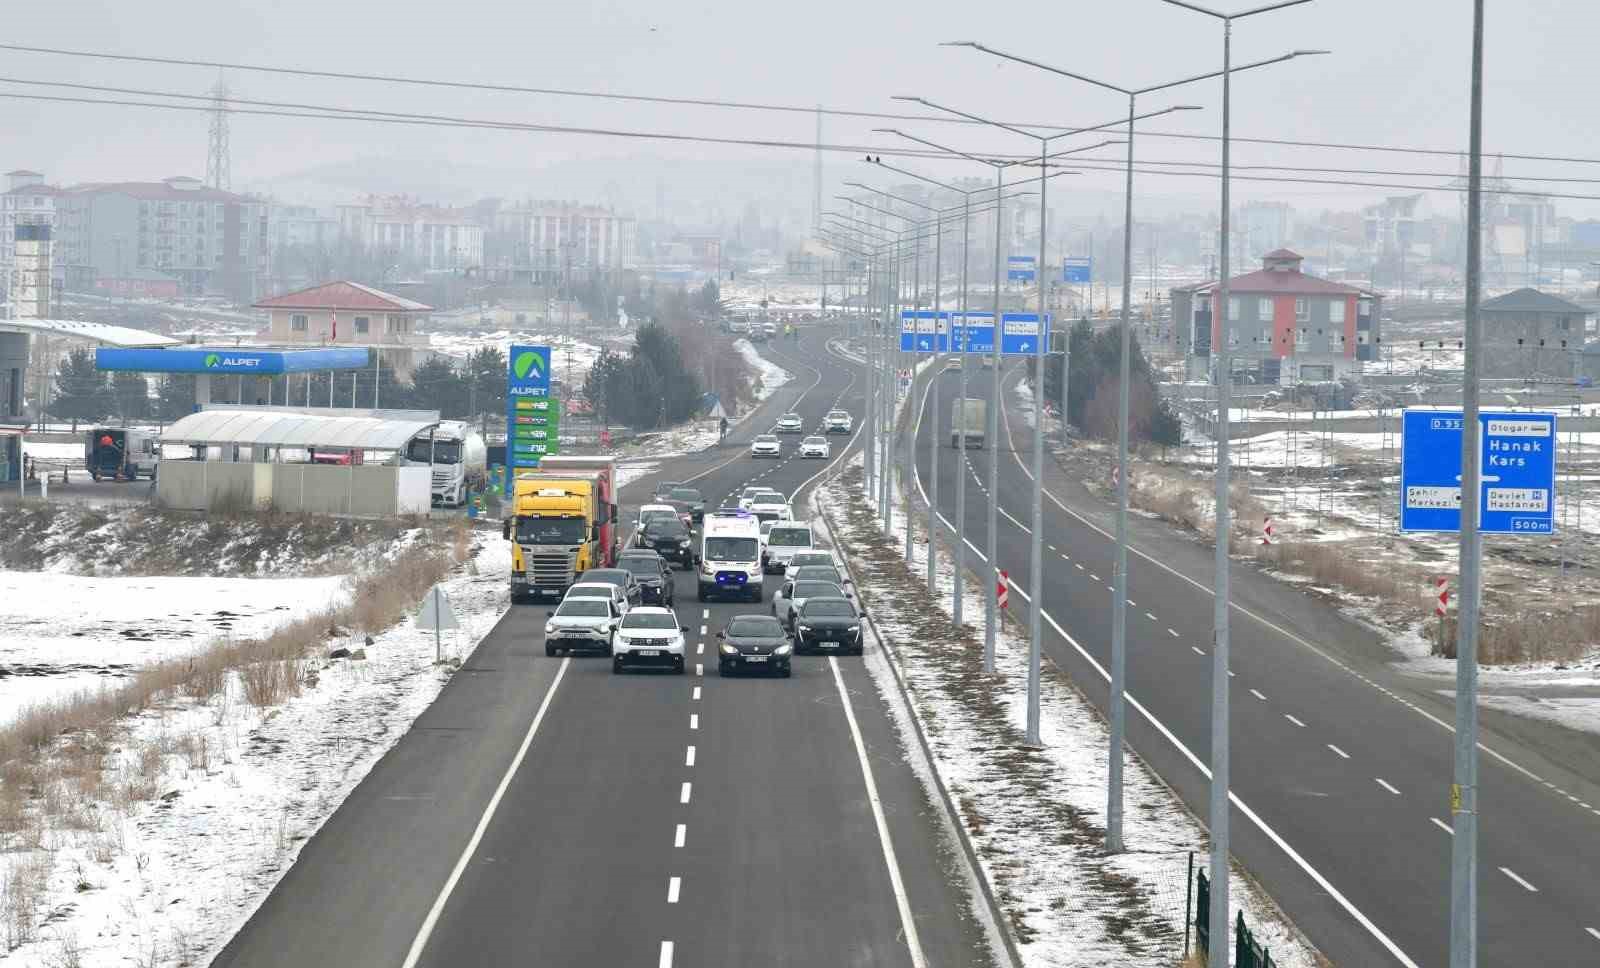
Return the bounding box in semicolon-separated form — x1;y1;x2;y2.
1189;857;1277;968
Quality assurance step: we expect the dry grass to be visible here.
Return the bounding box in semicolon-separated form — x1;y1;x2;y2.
1;850;53;951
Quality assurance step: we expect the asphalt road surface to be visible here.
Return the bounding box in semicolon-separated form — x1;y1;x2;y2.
211;330;997;968
912;358;1600;967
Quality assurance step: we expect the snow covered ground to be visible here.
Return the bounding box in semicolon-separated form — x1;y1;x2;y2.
812;454;1318;968
0;573;348;724
0;534;510;968
425;328;606;377
735;337;792;403
609;340;795;461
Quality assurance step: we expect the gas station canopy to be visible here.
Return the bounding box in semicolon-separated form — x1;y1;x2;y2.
96;346;370;375
0;318;181;348
162;407;436;451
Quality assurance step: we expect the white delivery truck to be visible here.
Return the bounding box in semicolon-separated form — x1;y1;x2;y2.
404;421;488;507
698;509;764;602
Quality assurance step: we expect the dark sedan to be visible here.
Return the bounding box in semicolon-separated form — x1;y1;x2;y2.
716;614;793;677
635;515;695;567
666;487;707;523
792;598;866;655
618;551;675;606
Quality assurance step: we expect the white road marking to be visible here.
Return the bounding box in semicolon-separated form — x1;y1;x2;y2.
1089;573;1101;583
702;609;709;619
1586;927;1600;942
696;663;703;676
1500;867;1539;892
1145;611;1158;621
680;782;692;804
998;506;1030;532
1430;817;1454;835
1168;628;1179;638
696;642;704;655
689;714;698;730
691;686;701;701
828;656;928;967
1060;553;1070;560
1375;778;1401;796
1074;562;1084;571
1251;689;1268;702
1191;646;1206;656
1328;744;1350;759
685;745;696;767
1048;544;1057;551
667;876;681;903
674;824;686;848
700;625;707;636
401;658;572;968
659;941;674;968
1284;714;1307;728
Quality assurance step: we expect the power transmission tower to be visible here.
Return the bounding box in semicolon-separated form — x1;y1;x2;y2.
206;77;232;191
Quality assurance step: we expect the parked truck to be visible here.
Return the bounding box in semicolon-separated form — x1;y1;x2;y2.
502;455;619;603
949;398;987;449
85;427;159;481
403;421;487;508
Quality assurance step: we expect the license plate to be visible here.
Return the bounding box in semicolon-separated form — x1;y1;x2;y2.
744;655;768;663
819;641;838;649
638;649;660;657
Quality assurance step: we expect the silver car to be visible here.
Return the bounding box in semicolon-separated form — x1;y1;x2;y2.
772;578;847;631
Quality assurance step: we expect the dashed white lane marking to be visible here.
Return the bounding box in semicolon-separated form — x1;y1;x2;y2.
696;663;703;676
680;782;692;804
1586;927;1600;942
1048;544;1057;551
1328;744;1350;759
1430;817;1454;835
1191;646;1206;656
701;608;709;619
1375;778;1401;796
692;686;701;701
659;941;674;968
689;714;698;730
1284;714;1307;728
674;824;686;848
1251;689;1268;702
700;625;707;636
1168;628;1179;638
667;876;682;903
1146;611;1158;621
685;745;696;767
1500;867;1539;892
1060;553;1070;561
696;642;704;655
1075;562;1085;571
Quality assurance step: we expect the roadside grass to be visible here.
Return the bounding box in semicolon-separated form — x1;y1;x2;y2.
0;518;471;953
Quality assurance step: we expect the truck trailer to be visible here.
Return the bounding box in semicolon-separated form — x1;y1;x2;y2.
950;398;986;449
503;455;619;603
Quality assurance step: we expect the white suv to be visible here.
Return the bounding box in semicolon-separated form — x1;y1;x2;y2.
825;410;852;434
543;597;621;657
751;434;782;458
612;607;687;674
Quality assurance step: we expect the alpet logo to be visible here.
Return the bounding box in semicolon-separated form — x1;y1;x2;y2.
512;350;546;381
204;353;221;368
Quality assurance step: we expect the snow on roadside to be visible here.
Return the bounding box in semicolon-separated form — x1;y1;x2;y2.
812;456;1319;967
610;342;796;461
735;338;791;405
0;534;512;968
1477;693;1600;736
615;460;660;490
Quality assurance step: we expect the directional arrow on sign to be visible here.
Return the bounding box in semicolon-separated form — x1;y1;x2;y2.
1457;474;1503;483
919;338;931;350
1018;341;1032;352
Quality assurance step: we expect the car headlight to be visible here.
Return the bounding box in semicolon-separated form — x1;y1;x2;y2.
747;564;761;576
774;644;793;656
719;643;739;656
679;538;691;546
796;625;811;634
847;625;861;634
544;623;556;635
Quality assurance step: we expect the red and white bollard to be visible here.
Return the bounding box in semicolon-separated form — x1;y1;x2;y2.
1260;516;1275;545
998;569;1010;610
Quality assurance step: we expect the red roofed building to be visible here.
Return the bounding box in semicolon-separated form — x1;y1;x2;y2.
1171;249;1382;384
255;281;432;378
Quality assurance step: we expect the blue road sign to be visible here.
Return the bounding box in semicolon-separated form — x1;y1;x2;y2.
898;310;950;352
504;344;553;497
1400;409;1556;534
937;312;1049;355
1062;257;1091;284
1007;256;1036;282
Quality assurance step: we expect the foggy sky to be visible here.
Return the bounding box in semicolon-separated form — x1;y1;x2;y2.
3;0;1596;221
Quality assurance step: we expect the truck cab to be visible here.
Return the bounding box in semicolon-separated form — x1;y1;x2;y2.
404;421;487;508
504;457;618;603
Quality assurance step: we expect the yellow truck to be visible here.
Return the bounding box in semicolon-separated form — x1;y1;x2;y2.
502;456;619;603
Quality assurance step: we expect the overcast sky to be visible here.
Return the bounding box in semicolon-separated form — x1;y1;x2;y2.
4;0;1597;220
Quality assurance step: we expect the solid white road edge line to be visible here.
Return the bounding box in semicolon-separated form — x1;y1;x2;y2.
400;657;572;968
1500;867;1539;892
1430;817;1454;835
1284;714;1307;728
1328;744;1350;759
828;655;928;968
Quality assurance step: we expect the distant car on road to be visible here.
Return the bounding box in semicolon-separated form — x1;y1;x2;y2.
543;597;621;657
775;412;804;434
717;614;793;677
652;480;683;502
824;410;853;434
636;503;680;530
762;522;814;575
666;487;707;523
612;607;688;674
618;551;675;606
793;597;866;655
787;550;839;572
749;496;791;525
739;486;782;510
751;434;782;458
564;580;632;617
635;515;695;568
798;436;830;459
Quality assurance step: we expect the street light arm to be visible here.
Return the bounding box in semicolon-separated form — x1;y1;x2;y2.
893;95;1039;142
1159;0;1313;19
1133;49;1323;95
840;197;922;224
840;182;936;212
1039;137;1126;165
945;41;1133;96
873;127;1011;168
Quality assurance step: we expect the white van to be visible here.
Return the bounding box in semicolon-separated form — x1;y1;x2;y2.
698;510;764;602
762;522;814;575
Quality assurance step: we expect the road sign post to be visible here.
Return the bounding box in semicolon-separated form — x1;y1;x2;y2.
417;584;460;663
1400;410;1556;535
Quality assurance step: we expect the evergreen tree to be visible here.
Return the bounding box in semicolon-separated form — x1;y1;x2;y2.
52;348;112;429
409;356;468;417
467;346;507;420
111;371;150;422
155;375;197;422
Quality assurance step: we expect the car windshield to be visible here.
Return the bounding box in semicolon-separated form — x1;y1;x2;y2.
828;411;848;420
705;536;759;561
669;489;702;503
640;509;676;524
622;612;679;630
566;586;611;600
803;437;825;446
792;581;843;599
579;571;628;588
803;599;855;618
790;553;833;567
406;438;462;463
783;414;800;421
793;567;843;584
729;617;783;637
516;517;587;545
653;481;681;497
767;527;810;547
556;600;610;617
755;435;778;444
619;557;661;577
643;518;688;538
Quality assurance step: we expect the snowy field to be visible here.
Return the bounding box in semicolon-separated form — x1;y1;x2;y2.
0;573;347;724
813;456;1318;967
425;328;607;376
0;535;510;968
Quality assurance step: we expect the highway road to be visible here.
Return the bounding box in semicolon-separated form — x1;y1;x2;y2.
912;359;1600;966
211;330;1000;968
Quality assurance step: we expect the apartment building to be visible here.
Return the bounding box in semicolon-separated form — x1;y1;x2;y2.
481;200;636;282
1;171;63;309
337;196;484;272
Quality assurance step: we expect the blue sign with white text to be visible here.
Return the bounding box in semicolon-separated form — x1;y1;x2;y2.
1400;409;1556;534
504;344;553;496
899;310;951;352
931;312;1050;356
1007;256;1036;282
96;347;371;375
1062;257;1091;283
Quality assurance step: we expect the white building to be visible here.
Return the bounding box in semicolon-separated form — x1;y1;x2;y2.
337;196;484;272
1;171;62;311
484;201;636;281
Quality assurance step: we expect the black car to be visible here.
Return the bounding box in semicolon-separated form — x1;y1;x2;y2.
652;480;683;502
618;551;675;606
717;614;793;677
792;598;866;655
666;487;707;523
576;568;642;607
635;515;695;567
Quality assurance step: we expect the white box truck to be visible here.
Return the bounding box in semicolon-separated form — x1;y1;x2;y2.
950;398;986;449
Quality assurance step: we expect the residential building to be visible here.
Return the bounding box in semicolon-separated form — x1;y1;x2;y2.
254;280;431;379
53;176;268;301
1171;249;1381;385
1478;288;1591;380
337;196;484;272
269;204;339;251
1;171;63;310
478;200;637;282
